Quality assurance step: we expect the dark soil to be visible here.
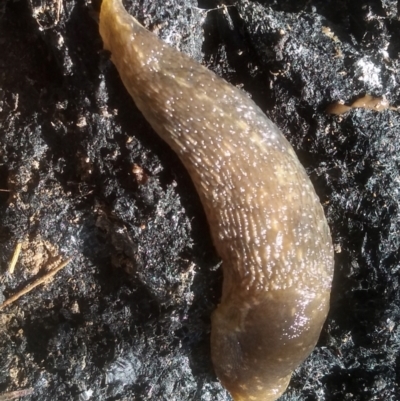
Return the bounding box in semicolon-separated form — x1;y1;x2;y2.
0;0;399;400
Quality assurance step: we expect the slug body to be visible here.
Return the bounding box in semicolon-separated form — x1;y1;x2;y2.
99;1;334;400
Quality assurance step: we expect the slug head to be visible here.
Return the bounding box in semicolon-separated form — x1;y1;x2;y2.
211;287;330;401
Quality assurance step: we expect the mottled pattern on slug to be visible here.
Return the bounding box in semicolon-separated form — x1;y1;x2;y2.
99;1;334;400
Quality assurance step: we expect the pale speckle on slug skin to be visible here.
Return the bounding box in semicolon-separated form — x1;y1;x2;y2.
99;1;334;400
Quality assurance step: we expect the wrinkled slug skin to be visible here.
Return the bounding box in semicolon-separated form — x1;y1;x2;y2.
99;0;334;400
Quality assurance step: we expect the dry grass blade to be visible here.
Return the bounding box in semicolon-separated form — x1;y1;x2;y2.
0;258;72;310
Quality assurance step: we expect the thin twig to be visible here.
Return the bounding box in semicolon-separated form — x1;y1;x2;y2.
8;242;22;274
0;388;34;400
56;0;62;24
0;258;72;310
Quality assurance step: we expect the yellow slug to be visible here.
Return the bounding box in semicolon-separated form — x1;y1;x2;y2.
99;1;334;399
